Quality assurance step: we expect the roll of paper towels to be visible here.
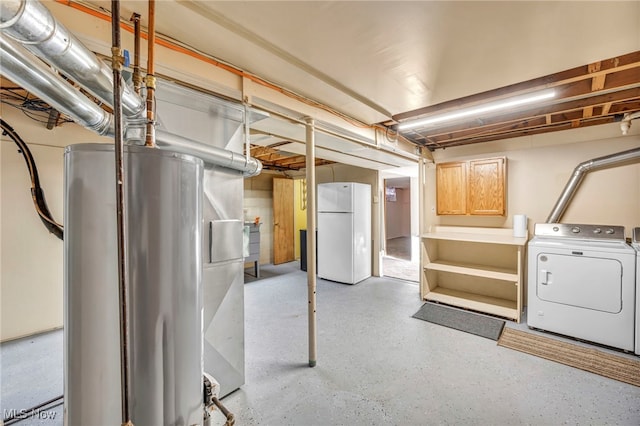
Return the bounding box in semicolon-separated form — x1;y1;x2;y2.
513;215;528;238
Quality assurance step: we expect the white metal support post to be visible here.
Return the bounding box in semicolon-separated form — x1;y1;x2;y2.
305;117;317;367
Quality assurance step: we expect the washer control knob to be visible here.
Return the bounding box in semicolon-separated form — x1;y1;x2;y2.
593;228;602;234
606;228;615;234
571;227;581;234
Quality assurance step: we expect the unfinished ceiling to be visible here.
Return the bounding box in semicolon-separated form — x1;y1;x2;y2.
76;0;640;151
5;0;640;161
392;51;640;150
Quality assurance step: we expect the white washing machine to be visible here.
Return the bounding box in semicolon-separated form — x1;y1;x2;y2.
632;227;640;356
528;223;636;352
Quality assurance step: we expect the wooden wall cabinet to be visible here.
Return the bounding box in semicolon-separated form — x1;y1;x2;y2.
420;226;527;322
436;162;467;215
436;157;506;216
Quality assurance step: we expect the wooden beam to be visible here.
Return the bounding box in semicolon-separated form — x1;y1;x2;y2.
592;74;607;91
421;117;616;150
276;155;307;166
393;50;640;122
421;102;640;146
407;87;640;141
583;106;593;118
587;61;601;74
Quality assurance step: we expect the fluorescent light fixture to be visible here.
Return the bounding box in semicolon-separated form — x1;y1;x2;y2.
397;89;556;131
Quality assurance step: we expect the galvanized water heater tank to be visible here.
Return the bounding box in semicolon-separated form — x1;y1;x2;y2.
64;144;204;425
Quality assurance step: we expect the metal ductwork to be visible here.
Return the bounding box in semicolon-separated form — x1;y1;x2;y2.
156;129;262;176
0;0;263;176
546;146;640;223
0;0;145;119
0;33;114;135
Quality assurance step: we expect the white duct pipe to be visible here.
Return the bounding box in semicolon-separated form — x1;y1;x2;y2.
546;146;640;223
0;0;145;119
0;34;113;135
620;111;640;135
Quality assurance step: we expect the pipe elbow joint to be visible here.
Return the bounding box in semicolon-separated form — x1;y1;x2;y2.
574;161;593;174
93;114;114;137
244;158;262;177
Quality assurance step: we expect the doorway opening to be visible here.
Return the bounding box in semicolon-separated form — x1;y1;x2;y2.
383;176;419;282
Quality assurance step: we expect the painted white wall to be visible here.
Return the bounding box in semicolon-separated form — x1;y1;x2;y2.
1;106;109;341
385;188;411;239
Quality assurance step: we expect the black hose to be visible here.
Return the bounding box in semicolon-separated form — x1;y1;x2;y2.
0;118;63;240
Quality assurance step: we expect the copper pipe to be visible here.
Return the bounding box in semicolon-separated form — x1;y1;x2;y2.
145;0;156;147
212;397;235;426
130;13;141;94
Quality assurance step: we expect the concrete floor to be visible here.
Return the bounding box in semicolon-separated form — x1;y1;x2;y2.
383;236;419;282
2;261;640;425
385;236;413;261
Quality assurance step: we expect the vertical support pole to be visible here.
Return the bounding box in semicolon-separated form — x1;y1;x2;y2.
305;117;317;368
110;1;132;425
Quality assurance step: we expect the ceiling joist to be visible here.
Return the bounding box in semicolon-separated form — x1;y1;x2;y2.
392;51;640;150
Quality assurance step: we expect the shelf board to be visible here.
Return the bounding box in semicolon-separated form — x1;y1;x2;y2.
424;287;518;320
422;226;527;246
425;261;518;282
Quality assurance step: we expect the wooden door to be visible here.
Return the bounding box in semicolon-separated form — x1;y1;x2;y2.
273;178;295;264
467;157;505;215
435;162;467;215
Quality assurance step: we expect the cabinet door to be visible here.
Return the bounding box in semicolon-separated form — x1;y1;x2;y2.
436;162;467;215
467;157;505;215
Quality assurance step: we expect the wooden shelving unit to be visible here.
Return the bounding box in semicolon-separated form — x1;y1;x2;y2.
420;226;527;322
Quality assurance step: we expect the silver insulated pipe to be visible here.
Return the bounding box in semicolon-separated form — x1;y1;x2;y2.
546;146;640;223
0;34;114;135
0;0;145;119
0;0;262;176
156;129;263;176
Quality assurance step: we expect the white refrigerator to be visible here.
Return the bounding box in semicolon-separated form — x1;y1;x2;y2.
317;182;371;284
